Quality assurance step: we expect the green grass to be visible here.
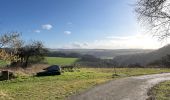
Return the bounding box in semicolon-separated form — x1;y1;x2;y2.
0;57;78;67
88;68;170;77
45;57;79;65
148;81;170;100
0;68;170;100
0;68;111;100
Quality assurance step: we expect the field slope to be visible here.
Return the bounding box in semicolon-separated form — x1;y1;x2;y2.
45;57;79;65
1;68;170;100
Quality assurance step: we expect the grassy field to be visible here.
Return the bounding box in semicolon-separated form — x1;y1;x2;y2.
148;80;170;100
45;57;79;65
1;68;170;100
0;57;78;67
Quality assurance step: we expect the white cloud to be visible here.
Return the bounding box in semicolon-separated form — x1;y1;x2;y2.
61;42;88;49
42;24;53;30
64;31;71;35
60;33;170;49
71;42;82;48
34;30;41;33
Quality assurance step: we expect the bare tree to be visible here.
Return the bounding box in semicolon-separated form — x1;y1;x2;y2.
135;0;170;40
0;32;23;48
0;32;22;63
0;32;47;67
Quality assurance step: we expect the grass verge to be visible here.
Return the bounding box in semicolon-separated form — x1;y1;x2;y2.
148;80;170;100
0;68;170;100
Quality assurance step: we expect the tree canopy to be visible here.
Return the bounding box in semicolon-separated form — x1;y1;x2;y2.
0;32;47;67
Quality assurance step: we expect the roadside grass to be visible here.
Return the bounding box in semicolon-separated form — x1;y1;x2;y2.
88;68;170;77
45;57;79;65
0;68;170;100
148;80;170;100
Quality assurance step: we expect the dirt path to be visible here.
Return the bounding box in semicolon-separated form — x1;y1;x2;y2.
67;73;170;100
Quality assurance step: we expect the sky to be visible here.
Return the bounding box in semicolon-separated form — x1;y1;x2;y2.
0;0;169;49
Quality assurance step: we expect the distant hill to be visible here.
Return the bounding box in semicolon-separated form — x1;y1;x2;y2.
113;44;170;66
48;48;153;59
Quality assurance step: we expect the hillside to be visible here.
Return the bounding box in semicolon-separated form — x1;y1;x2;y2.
113;44;170;66
49;49;153;59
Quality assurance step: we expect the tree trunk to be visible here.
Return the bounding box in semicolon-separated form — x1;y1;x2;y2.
24;56;29;67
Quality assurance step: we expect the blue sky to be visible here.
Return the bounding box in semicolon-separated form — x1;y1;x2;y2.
0;0;168;49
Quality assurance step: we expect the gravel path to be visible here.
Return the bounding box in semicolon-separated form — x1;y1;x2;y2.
67;73;170;100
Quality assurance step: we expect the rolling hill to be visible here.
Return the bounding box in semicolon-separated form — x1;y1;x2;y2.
113;44;170;66
49;49;153;59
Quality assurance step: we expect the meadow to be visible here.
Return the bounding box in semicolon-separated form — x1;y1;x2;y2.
45;57;79;65
0;57;78;67
1;68;170;100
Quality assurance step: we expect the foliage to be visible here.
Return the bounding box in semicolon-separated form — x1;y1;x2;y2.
127;63;144;68
149;54;170;67
47;51;82;58
77;55;119;68
0;32;47;67
0;32;22;63
135;0;170;40
0;60;9;67
80;54;101;62
0;49;20;63
0;32;22;48
15;41;48;67
161;54;170;67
